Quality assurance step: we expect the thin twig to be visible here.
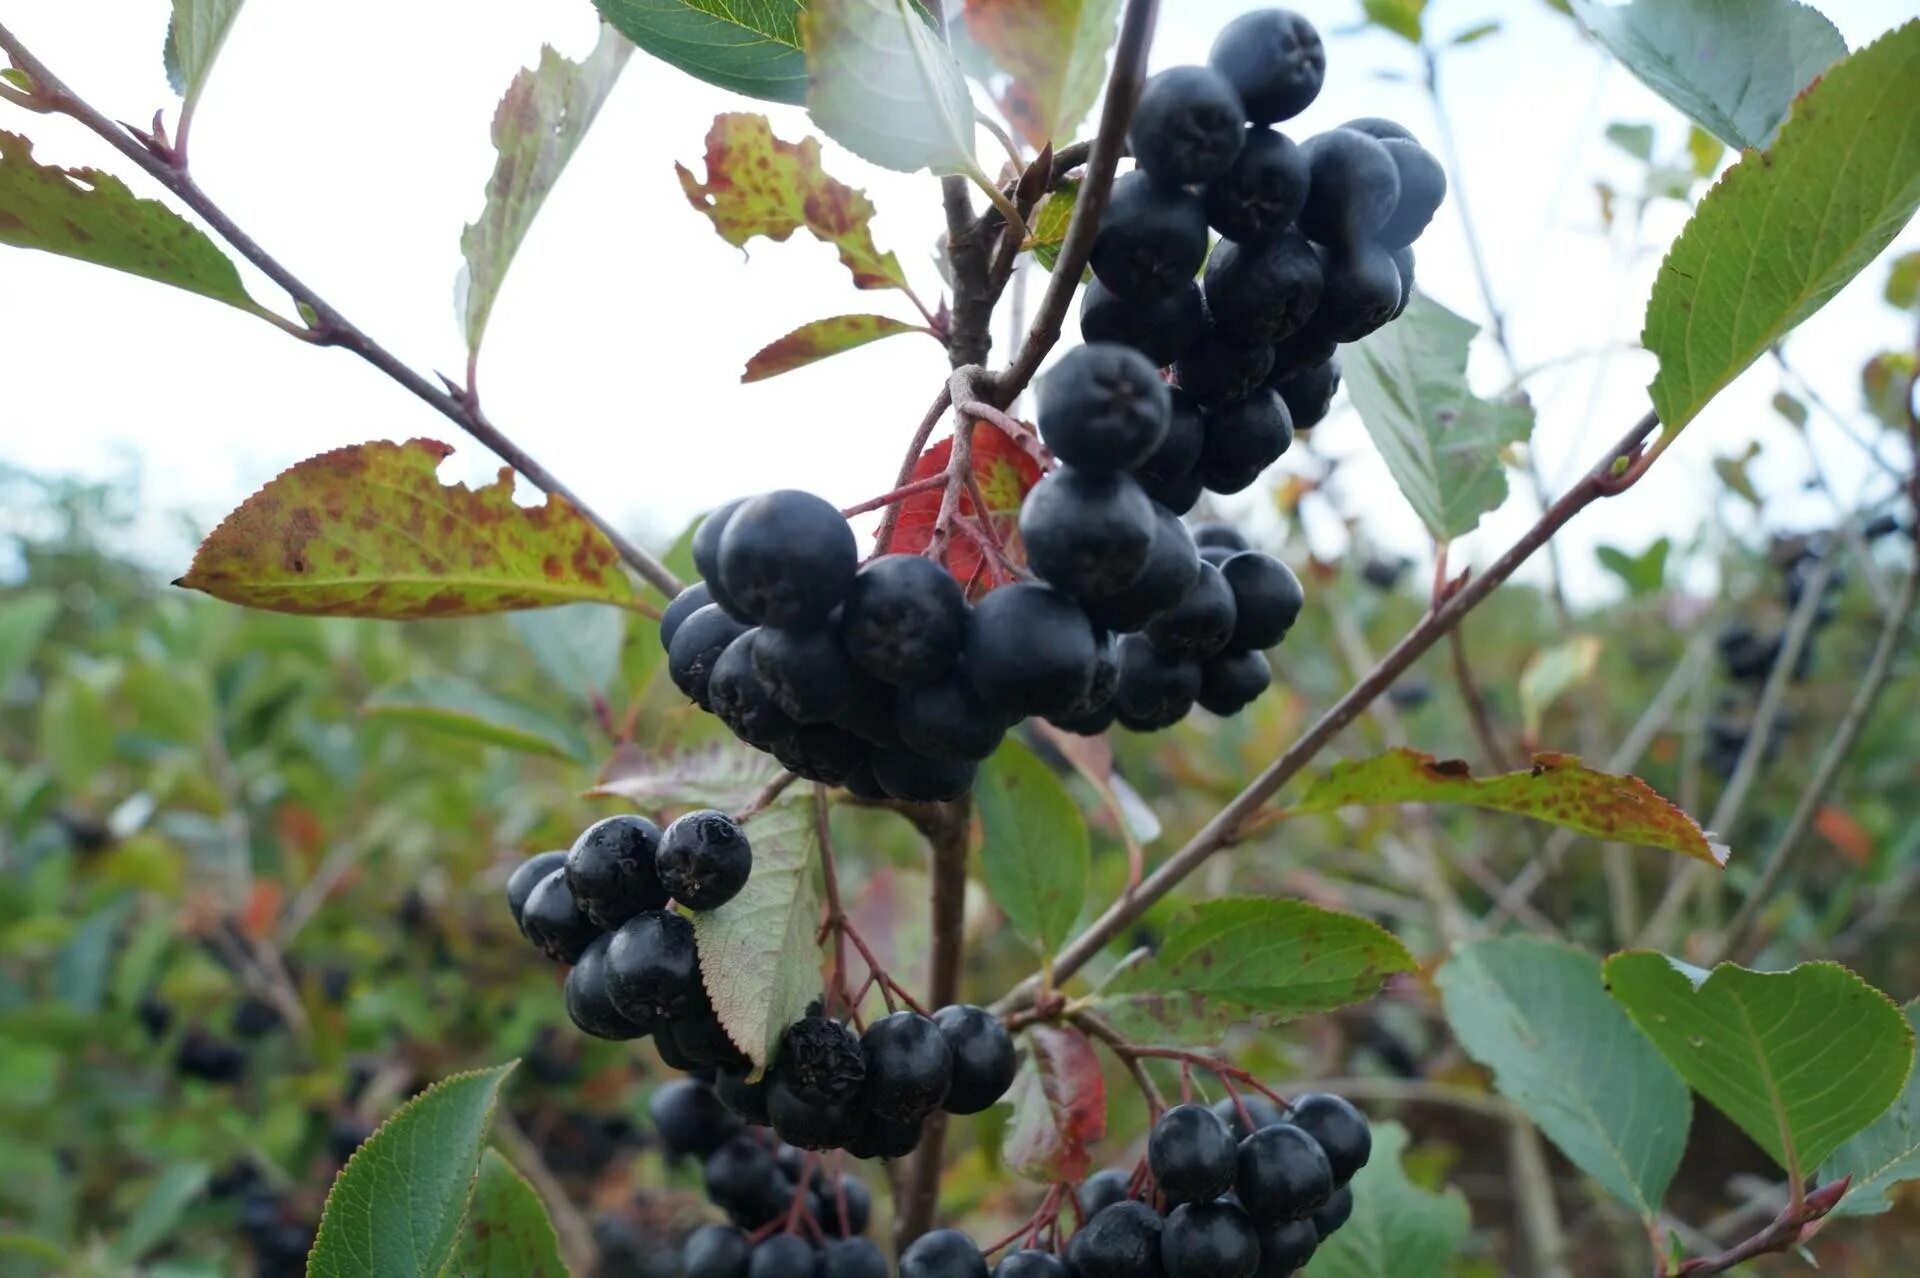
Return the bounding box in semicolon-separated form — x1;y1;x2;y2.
1668;1179;1851;1276
1449;626;1514;768
0;23;682;600
873;388;955;554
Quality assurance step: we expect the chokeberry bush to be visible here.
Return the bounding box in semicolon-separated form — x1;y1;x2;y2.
2;1;1920;1276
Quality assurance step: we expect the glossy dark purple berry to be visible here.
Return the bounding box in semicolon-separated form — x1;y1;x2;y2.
1254;1218;1318;1274
1151;1102;1240;1204
1175;327;1275;410
1272;356;1339;432
768;1075;863;1151
871;749;977;803
565;934;652;1039
1220;552;1304;650
1130;65;1247;186
683;1224;752;1278
1081;279;1206;369
1162;1201;1259;1278
934;1004;1018;1114
1198;390;1293;495
566;814;667;930
657;810;752;911
704;1136;789;1229
1289;1093;1372;1185
1085;504;1201;634
1068;1201;1164;1278
897;676;1011;763
1205;127;1311;245
1297;131;1401;247
822;1237;889;1278
753;620;874;724
1077;1168;1134;1218
506;849;567;929
604;909;704;1024
1146;560;1238;661
1372;136;1446;249
661;581;715;651
693;499;751;620
1133;390;1205;492
520;869;600;964
1198;648;1273;716
900;1228;989;1278
1047;631;1122;736
1212;1093;1288;1141
1091;171;1210;301
1190;523;1250;553
708;630;800;749
995;1250;1072;1278
847;1112;924;1160
1209;9;1325;124
1039;343;1173;472
650;1077;743;1158
717;490;857;628
669;603;751;709
813;1173;872;1237
1312;1182;1354;1238
1313;241;1402;341
748;1234;816;1278
1115;632;1200;731
964;582;1099;719
861;1011;954;1122
842;555;970;686
771;722;867;787
1204;233;1323;347
1237;1123;1333;1221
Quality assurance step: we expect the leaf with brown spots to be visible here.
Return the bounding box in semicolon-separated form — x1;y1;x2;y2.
0;130;263;314
1004;1025;1106;1183
176;439;636;618
1290;747;1727;866
964;0;1120;151
880;423;1041;594
742;313;931;382
677;112;910;293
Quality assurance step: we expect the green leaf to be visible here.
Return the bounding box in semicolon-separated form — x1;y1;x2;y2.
176;438;635;617
1518;635;1601;740
452;1150;566;1276
1082;949;1241;1048
0;131;261;313
1642;22;1920;439
1437;939;1689;1215
1605;122;1655;162
1604;955;1915;1174
1104;897;1415;1021
0;590;59;694
362;676;588;762
1028;178;1078;271
742;314;928;382
1595;538;1670;599
1362;0;1427;44
1822;999;1920;1215
1303;1124;1470;1278
1887;249;1920;310
110;1162;212;1265
1569;0;1846;150
693;802;821;1070
1686;125;1726;177
804;0;979;175
595;0;808;103
1292;748;1725;866
962;0;1120;151
307;1062;516;1278
37;675;112;793
975;739;1089;957
1450;20;1502;46
1342;293;1535;541
592;740;786;812
164;0;246;105
1003;1025;1106;1183
509;605;626;703
459;26;631;358
57;899;132;1014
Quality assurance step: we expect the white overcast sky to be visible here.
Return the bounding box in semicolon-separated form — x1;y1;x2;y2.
2;1;1916;600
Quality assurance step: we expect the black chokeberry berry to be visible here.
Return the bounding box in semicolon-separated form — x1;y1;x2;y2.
710;631;801;749
1130;65;1247;186
1077;1167;1134;1219
752;620;874;724
822;1238;889;1278
964;582;1099;719
1289;1093;1372;1184
1312;1182;1355;1238
176;1029;247;1083
1047;631;1122;736
772;722;868;787
1237;1123;1333;1221
1190;523;1250;553
1313;241;1402;341
657;810;752;911
934;1004;1017;1114
684;1224;752;1278
661;580;715;652
1146;560;1239;661
669;1006;751;1071
1198;648;1273;716
861;1010;954;1123
1221;552;1304;651
1133;389;1205;490
871;749;977;803
1267;319;1339;384
1212;1093;1287;1141
897;676;1011;763
705;1136;789;1228
1389;244;1414;318
694;499;750;620
1069;1200;1164;1278
520;869;601;964
716;1065;771;1124
604;909;704;1023
1209;9;1325;124
1085;504;1201;634
777;1012;867;1104
1081;279;1206;369
1115;632;1200;731
814;1173;872;1237
1150;1102;1240;1204
566;934;652;1039
1338;116;1415;142
1254;1218;1318;1274
847;1111;924;1160
1205;127;1311;245
1273;356;1339;431
767;1075;864;1151
1372;137;1446;249
1198;389;1294;495
1137;462;1205;517
1175;327;1275;410
1162;1201;1260;1278
1091;171;1210;301
1039;343;1173;472
748;1234;816;1278
717;490;857;628
566;814;667;930
506;849;568;929
1204;233;1323;347
650;1077;743;1158
900;1228;990;1278
1297;131;1401;247
996;1250;1072;1278
842;555;970;687
669;603;751;709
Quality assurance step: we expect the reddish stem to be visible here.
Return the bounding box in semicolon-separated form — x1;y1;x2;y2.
841;473;950;519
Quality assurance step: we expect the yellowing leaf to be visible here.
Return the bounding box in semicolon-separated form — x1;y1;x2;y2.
1027;178;1079;271
742;313;929;381
963;0;1119;150
1292;748;1726;866
677;112;910;292
176;438;634;618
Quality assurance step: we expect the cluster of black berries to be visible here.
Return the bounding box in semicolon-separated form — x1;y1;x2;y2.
209;1164;316;1278
1085;7;1445;490
508;811;753;1053
1064;1092;1372;1277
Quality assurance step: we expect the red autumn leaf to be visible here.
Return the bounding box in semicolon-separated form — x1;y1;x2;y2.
1003;1024;1107;1183
240;880;283;942
880;423;1041;596
742;314;930;382
676;112;910;293
1815;805;1874;866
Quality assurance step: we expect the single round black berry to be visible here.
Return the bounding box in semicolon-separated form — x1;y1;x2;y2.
1289;1093;1372;1185
1389;244;1415;318
694;499;750;620
1338;117;1415;142
1146;560;1239;661
842;555;970;686
964;582;1098;719
1081;278;1206;369
1273;356;1339;431
1190;523;1250;553
715;1065;771;1124
1204;233;1323;347
934;1004;1017;1114
871;749;977;803
669;1006;752;1071
1373;137;1447;249
822;1238;889;1278
1115;632;1200;731
1267;319;1339;384
901;1228;989;1278
772;722;868;786
1254;1217;1318;1274
1151;1102;1240;1204
1130;65;1247;186
1237;1122;1333;1221
861;1011;954;1123
847;1112;924;1160
566;934;652;1039
1297;130;1401;247
1221;552;1304;650
1198;390;1294;495
506;849;568;929
1205;127;1311;245
1078;1168;1134;1219
566;814;667;930
650;1077;743;1158
661;580;715;652
704;1136;787;1227
1133;389;1205;491
1137;463;1206;517
669;603;751;709
1091;171;1210;301
520;869;600;964
1069;1201;1164;1278
1198;648;1273;716
749;1234;816;1278
717;490;857;628
684;1223;752;1278
1047;631;1122;736
1212;1093;1288;1141
604;909;704;1023
1209;9;1325;124
1312;1182;1355;1238
1039;343;1173;472
814;1173;873;1237
1085;504;1201;634
768;1075;864;1151
996;1250;1072;1278
1162;1200;1259;1278
709;630;801;749
657;810;752;911
898;675;1011;763
1175;327;1275;410
1313;240;1402;341
753;620;875;724
777;1013;867;1104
